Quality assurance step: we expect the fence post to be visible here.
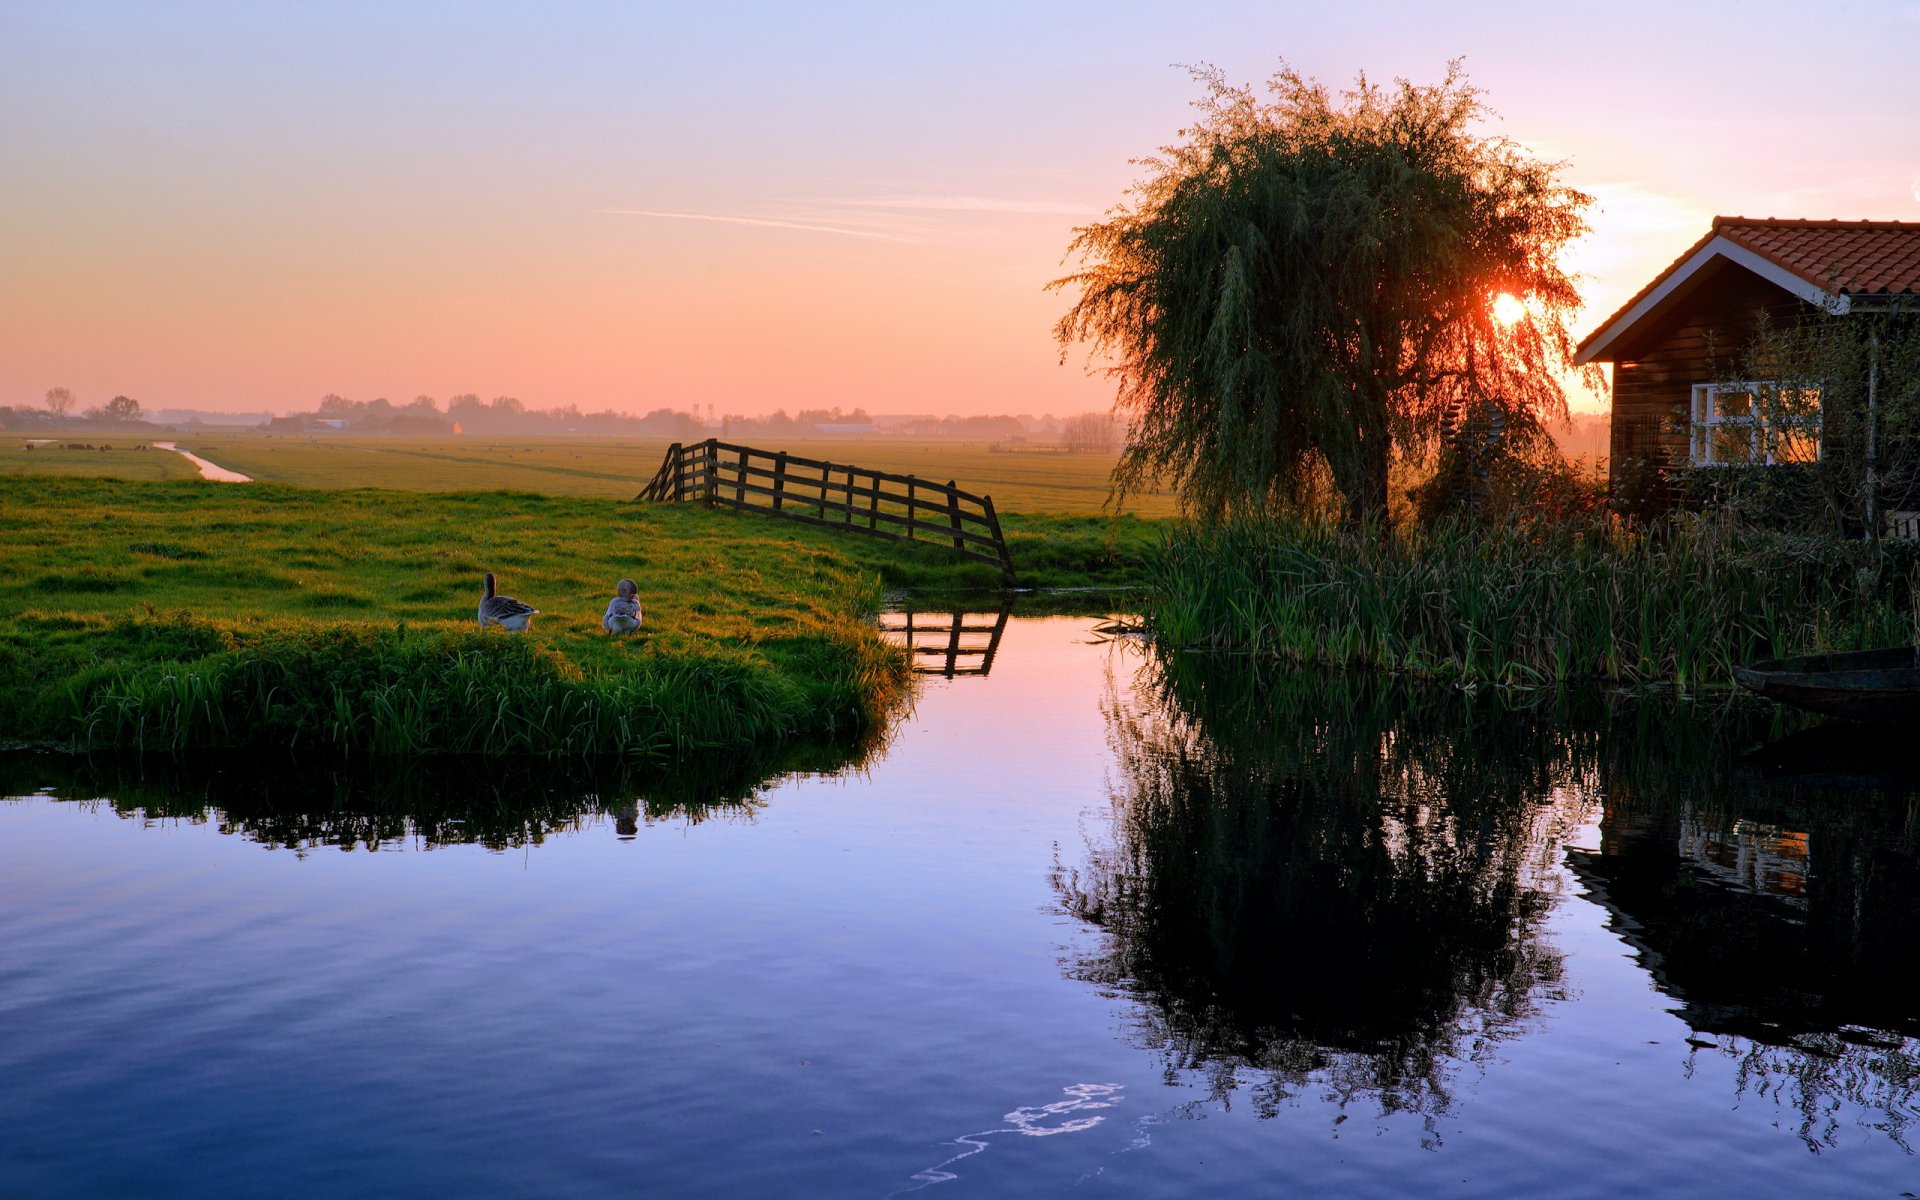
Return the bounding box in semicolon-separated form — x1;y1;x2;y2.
946;480;964;552
734;445;746;505
702;438;716;505
817;461;830;519
867;469;879;530
844;467;855;526
772;452;788;513
671;443;686;502
906;476;916;540
982;494;1014;585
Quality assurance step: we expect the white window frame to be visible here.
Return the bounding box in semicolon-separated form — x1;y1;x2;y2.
1689;381;1821;467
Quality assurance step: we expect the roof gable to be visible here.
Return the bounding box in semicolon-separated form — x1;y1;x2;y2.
1575;218;1920;365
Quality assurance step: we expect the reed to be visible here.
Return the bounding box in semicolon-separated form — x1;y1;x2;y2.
1146;515;1920;687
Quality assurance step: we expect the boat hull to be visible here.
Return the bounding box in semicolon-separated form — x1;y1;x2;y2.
1734;646;1920;723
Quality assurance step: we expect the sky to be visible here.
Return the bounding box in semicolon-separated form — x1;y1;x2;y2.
3;1;1917;418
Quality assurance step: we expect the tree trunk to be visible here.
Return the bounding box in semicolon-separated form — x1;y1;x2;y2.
1330;393;1393;529
1344;440;1390;528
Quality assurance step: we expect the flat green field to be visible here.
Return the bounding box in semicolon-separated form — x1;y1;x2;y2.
0;476;933;758
0;467;1152;759
7;432;1177;518
0;430;1164;759
4;442;202;481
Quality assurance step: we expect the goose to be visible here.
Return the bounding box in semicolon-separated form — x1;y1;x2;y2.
603;578;642;635
478;572;539;632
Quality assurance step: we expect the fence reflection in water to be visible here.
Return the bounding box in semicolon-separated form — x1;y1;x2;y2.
877;601;1013;678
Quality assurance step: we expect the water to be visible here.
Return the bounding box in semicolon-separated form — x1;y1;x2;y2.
3;616;1916;1197
151;441;252;482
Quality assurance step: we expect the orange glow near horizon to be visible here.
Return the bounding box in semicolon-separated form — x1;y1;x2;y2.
1;6;1913;420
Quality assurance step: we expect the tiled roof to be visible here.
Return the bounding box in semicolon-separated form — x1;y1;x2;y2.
1714;217;1920;296
1575;217;1920;363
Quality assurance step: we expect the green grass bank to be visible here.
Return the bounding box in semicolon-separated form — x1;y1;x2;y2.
0;475;1151;756
1146;517;1920;689
0;478;918;757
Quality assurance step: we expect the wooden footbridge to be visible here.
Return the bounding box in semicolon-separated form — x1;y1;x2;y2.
637;439;1016;583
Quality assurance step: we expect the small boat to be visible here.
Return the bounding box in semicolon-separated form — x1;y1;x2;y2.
1734;646;1920;722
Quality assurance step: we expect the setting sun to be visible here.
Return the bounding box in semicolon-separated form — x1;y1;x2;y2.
1492;292;1527;326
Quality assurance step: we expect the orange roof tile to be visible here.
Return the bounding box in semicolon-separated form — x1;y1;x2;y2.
1575;217;1920;363
1714;217;1920;296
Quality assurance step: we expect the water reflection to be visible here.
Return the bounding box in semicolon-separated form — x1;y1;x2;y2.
878;601;1012;677
0;742;864;852
1578;728;1920;1148
1059;651;1920;1144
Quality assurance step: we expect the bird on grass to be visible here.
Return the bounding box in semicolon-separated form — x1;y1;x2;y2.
478;572;539;632
603;577;642;635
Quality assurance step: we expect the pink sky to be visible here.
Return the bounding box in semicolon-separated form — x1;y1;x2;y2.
3;2;1915;418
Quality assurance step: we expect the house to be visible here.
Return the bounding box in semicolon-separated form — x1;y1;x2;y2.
1575;218;1920;496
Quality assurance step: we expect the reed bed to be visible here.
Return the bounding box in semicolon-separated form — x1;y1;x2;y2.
1146;516;1920;688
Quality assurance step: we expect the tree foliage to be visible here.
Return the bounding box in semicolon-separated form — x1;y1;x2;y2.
1053;62;1592;523
44;386;74;416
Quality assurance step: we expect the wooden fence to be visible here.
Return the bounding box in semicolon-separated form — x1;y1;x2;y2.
636;439;1016;582
876;602;1013;678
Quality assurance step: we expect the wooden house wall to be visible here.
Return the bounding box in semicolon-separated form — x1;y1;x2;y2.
1607;265;1812;493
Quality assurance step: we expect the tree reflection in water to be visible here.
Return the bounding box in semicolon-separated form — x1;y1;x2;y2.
1054;656;1583;1134
1056;649;1920;1147
0;733;878;854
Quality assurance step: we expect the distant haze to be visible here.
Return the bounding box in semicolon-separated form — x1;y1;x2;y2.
3;2;1914;417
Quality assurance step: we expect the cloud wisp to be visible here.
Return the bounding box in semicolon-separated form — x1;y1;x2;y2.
595;208;917;242
819;194;1101;216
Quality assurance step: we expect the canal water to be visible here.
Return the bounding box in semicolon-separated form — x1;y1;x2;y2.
2;616;1916;1197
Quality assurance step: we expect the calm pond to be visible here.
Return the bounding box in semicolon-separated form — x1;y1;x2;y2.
3;616;1917;1197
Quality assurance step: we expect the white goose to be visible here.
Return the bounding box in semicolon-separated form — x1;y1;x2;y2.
478;572;539;632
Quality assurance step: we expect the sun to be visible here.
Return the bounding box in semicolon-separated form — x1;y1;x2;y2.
1491;292;1527;327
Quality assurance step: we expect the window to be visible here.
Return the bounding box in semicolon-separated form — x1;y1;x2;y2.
1689;381;1821;466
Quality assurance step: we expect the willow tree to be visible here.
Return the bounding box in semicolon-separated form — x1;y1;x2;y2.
1052;62;1591;523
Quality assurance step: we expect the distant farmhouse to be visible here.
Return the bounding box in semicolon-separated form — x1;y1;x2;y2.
1575;218;1920;495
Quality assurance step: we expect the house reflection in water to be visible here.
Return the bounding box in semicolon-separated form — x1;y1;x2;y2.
1060;653;1920;1147
1568;735;1920;1148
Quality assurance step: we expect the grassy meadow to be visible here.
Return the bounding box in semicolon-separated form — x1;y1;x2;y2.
0;478;929;758
0;432;1158;758
5;442;202;481
1;430;1165;758
3;432;1178;517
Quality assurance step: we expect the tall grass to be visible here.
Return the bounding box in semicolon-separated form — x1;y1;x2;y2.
1146;515;1920;687
11;616;908;759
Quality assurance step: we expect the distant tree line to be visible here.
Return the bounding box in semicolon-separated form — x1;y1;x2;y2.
1059;411;1120;452
0;388;146;431
6;384;1122;445
277;393;709;437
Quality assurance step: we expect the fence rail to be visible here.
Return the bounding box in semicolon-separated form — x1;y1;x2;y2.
636;439;1016;582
